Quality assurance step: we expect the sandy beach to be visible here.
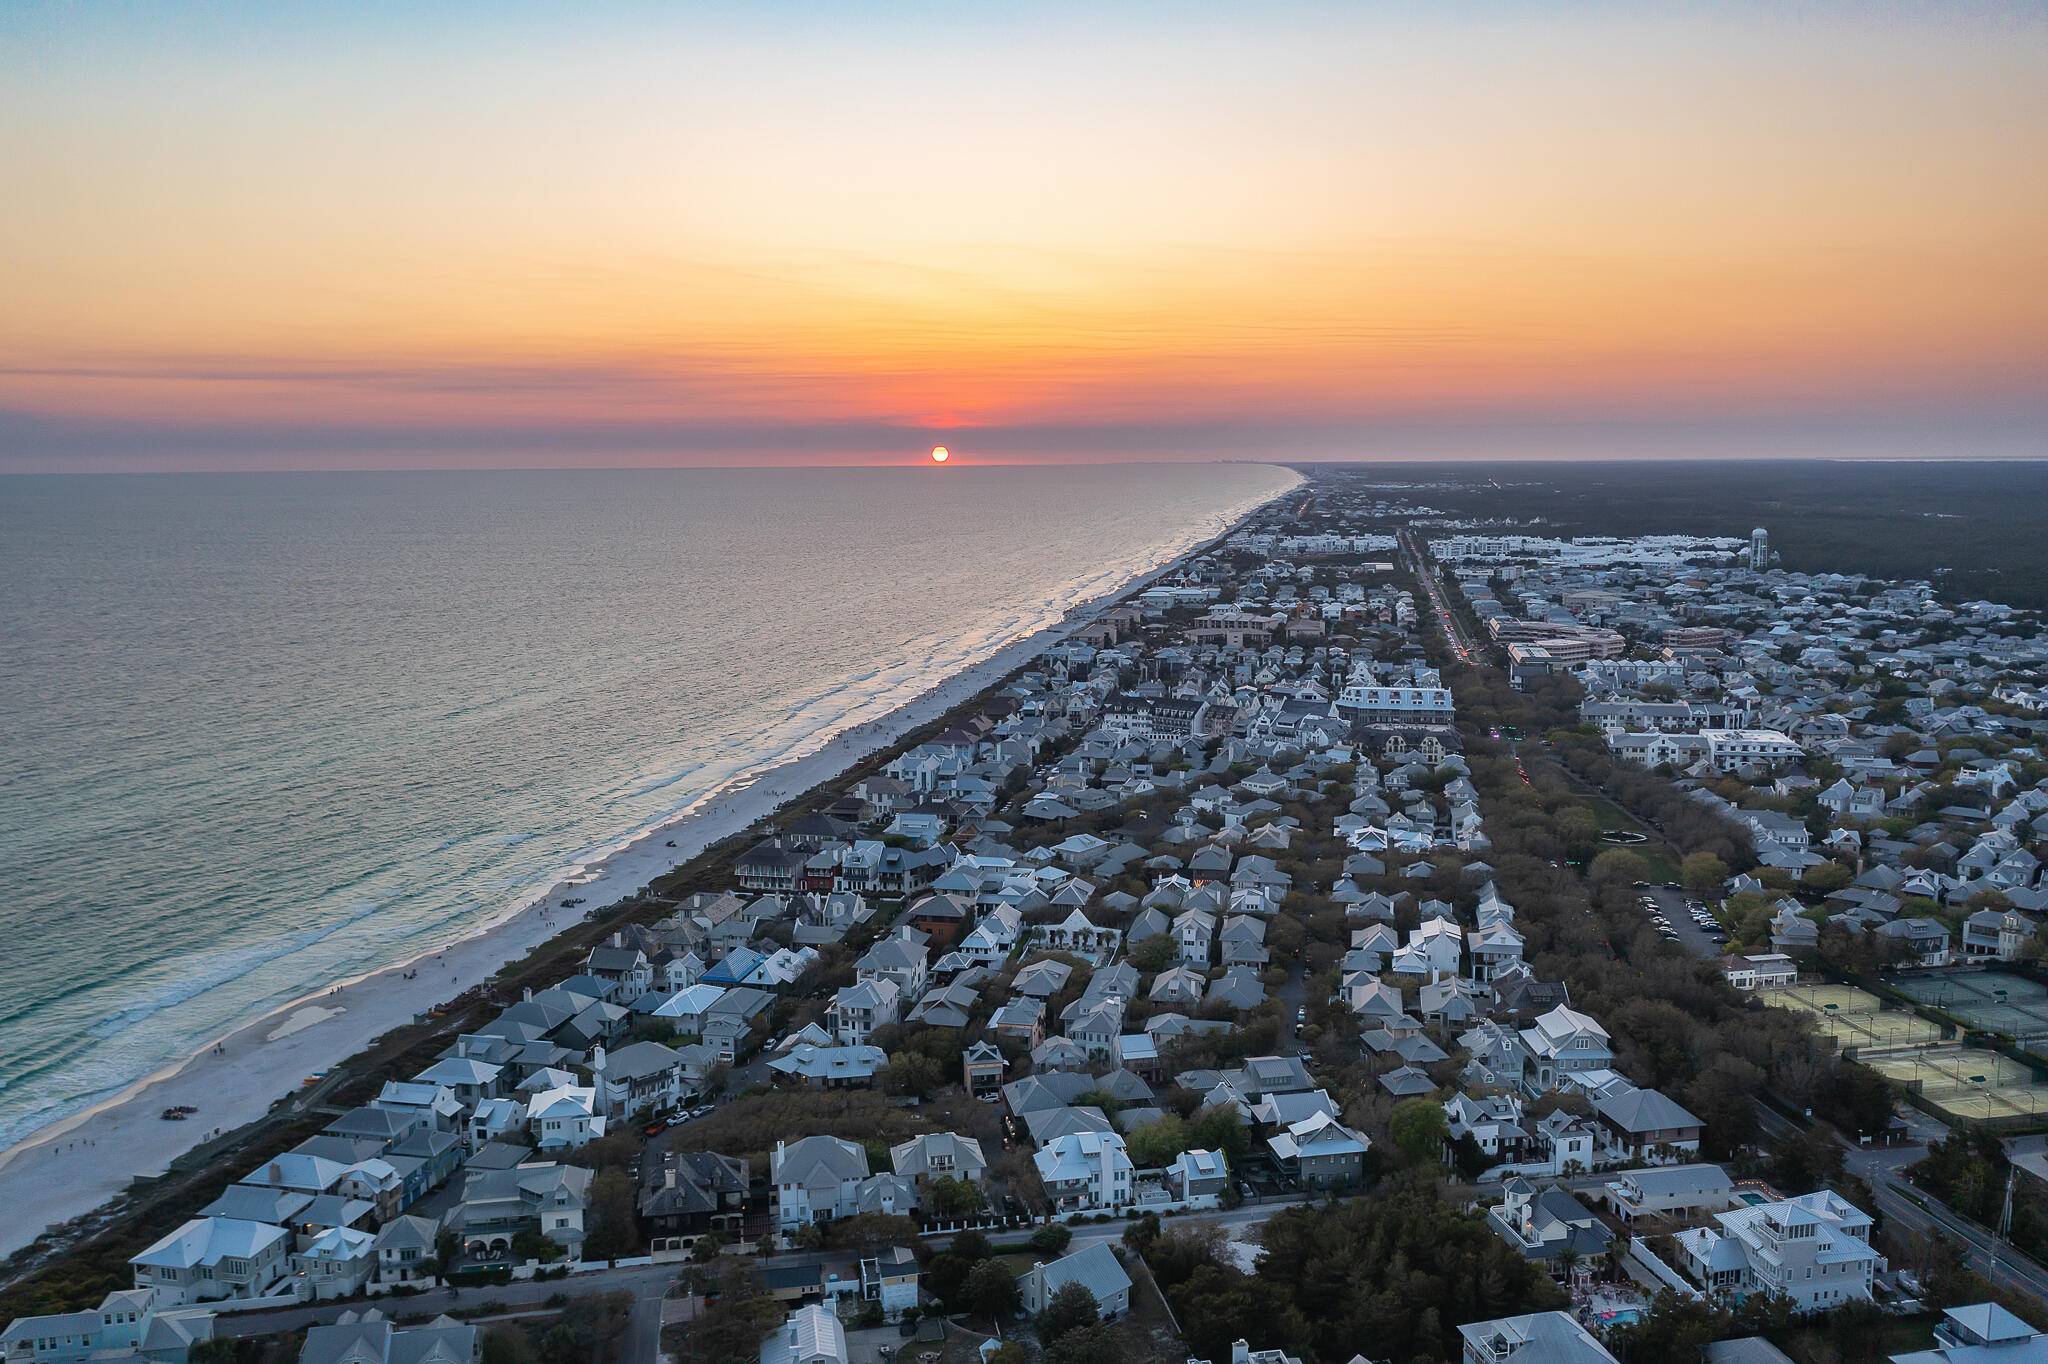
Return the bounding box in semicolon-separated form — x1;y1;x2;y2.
0;473;1297;1259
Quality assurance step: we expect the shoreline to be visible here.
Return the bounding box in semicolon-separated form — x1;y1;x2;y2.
0;468;1300;1260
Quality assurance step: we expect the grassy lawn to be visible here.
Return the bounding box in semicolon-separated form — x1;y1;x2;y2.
1580;793;1681;881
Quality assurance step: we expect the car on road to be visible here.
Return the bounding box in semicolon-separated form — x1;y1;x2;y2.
1296;1007;1308;1024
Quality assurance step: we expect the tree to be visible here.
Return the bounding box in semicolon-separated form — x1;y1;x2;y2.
1030;1223;1073;1256
966;1258;1022;1318
1802;860;1853;893
1039;1281;1101;1344
1589;849;1649;886
1129;935;1178;973
511;1228;563;1264
827;1213;920;1253
1187;1105;1250;1163
582;1169;640;1260
1125;1114;1189;1166
880;1053;943;1097
1681;852;1729;893
927;1176;986;1218
1045;1324;1125;1364
1556;807;1600;862
1389;1097;1449;1167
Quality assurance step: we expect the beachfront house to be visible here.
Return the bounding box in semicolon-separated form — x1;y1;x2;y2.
129;1218;291;1306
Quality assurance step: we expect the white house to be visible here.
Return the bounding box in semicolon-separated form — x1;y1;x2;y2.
1893;1303;2048;1364
1720;953;1797;991
760;1305;848;1364
828;978;901;1046
1034;1132;1134;1215
129;1218;291;1306
1701;730;1803;772
771;1136;870;1230
1457;1312;1618;1364
294;1226;378;1300
525;1085;604;1150
1674;1190;1882;1313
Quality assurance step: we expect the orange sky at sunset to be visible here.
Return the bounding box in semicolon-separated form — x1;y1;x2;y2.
2;3;2044;469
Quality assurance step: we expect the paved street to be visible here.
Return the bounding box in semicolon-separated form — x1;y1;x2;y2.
218;1198;1315;1364
219;1261;681;1359
1755;1102;2048;1307
1398;531;1481;663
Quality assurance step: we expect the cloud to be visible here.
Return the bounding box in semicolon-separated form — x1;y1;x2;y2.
4;395;2041;473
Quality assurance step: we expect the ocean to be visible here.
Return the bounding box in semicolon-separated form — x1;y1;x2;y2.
0;462;1297;1154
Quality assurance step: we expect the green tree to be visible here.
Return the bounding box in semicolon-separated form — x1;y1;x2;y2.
1681;852;1729;893
880;1053;943;1097
1030;1224;1074;1256
1556;807;1601;861
1125;1115;1189;1166
1129;935;1178;973
1389;1097;1449;1167
927;1176;986;1218
1589;849;1650;886
966;1258;1023;1318
1802;860;1854;893
1039;1281;1101;1345
1187;1105;1250;1163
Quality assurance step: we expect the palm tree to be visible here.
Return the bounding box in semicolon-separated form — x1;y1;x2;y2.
1556;1247;1582;1301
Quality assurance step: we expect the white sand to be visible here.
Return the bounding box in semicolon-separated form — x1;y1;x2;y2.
0;473;1298;1259
265;1006;345;1043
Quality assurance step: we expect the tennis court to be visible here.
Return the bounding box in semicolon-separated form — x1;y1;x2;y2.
1891;971;2048;1040
1762;981;1943;1051
1865;1043;2048;1123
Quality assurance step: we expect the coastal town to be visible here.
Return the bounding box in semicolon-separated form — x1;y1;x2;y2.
10;468;2048;1364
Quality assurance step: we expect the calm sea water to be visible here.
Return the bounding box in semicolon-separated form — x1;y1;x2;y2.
0;463;1295;1151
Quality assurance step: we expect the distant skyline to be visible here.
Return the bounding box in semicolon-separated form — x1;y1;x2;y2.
4;1;2045;471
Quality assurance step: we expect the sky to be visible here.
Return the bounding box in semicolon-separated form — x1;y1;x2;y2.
2;1;2045;470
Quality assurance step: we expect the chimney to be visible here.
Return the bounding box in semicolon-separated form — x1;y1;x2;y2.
522;987;532;1003
1232;1343;1251;1364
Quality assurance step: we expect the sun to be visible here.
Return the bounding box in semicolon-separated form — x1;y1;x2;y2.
929;445;950;464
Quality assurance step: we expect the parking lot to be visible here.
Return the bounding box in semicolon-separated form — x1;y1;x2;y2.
1631;883;1725;959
